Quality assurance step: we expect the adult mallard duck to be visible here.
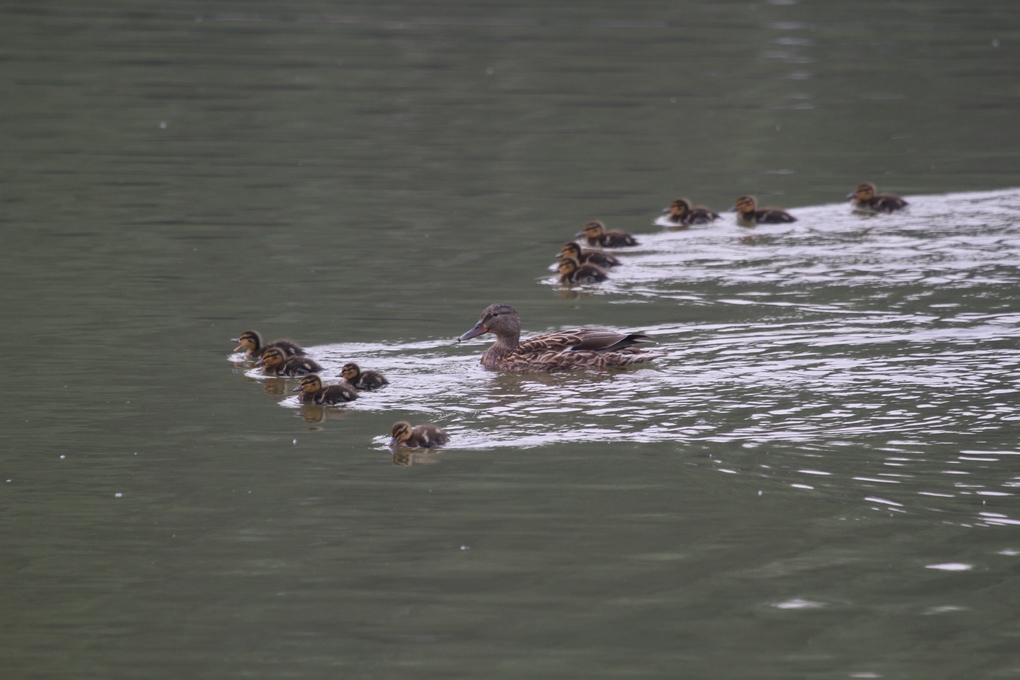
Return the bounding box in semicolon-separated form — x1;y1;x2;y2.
730;195;797;227
256;346;323;377
577;220;639;247
389;421;449;448
847;182;908;213
232;330;305;360
558;256;609;284
341;362;389;390
662;198;720;226
556;241;620;268
457;303;659;372
293;374;358;404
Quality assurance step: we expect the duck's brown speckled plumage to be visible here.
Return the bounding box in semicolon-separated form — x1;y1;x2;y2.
232;330;305;360
389;421;449;448
577;220;639;248
663;198;720;226
558;257;609;284
341;363;389;390
557;241;620;268
458;304;658;373
256;346;323;377
731;195;797;227
848;182;908;213
294;374;359;404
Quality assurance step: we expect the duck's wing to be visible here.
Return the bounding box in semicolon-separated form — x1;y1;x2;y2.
757;208;797;223
514;329;652;356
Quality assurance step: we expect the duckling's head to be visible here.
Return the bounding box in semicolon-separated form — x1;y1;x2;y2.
341;363;361;381
458;303;521;342
666;198;692;218
294;374;323;394
557;241;582;259
577;220;606;239
389;421;412;447
849;182;876;201
257;346;286;368
732;195;758;214
558;257;580;277
232;330;263;353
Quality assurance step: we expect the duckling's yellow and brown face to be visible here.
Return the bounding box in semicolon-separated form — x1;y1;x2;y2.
558;242;582;259
668;198;692;218
341;363;360;381
458;303;522;342
558;257;580;277
852;182;876;202
733;195;758;215
259;346;286;368
233;330;261;353
389;421;412;446
580;221;605;239
295;374;323;394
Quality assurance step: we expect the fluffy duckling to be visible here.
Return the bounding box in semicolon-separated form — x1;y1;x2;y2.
662;198;721;226
256;346;323;377
232;330;305;360
389;421;450;449
293;374;358;404
458;303;658;372
341;362;389;390
576;220;639;247
730;195;797;227
556;241;620;268
847;182;908;213
558;256;609;284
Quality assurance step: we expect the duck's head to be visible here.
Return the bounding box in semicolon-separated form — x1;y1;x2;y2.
389;421;412;447
731;195;757;215
557;241;582;259
848;182;876;201
341;363;360;381
232;330;262;353
576;220;606;239
665;198;692;218
458;303;521;341
294;374;323;394
256;346;286;368
558;257;580;278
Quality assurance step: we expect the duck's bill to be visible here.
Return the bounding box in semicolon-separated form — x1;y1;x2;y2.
554;252;564;258
254;359;265;366
728;205;738;212
458;323;487;341
575;231;585;237
845;192;856;199
232;344;245;352
388;438;399;447
292;385;303;392
662;207;671;213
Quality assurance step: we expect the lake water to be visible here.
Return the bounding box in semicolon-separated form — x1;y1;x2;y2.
3;2;1020;678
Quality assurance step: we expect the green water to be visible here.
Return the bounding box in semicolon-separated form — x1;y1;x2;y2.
3;2;1020;678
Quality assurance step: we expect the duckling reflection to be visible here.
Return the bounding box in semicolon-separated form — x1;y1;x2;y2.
391;449;441;466
389;421;450;449
661;198;720;227
256;346;323;377
556;241;620;268
340;363;388;390
294;374;358;404
557;256;609;284
576;220;639;247
232;330;305;360
730;195;797;226
848;182;908;213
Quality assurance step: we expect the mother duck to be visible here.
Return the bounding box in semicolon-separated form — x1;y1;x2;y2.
458;304;659;372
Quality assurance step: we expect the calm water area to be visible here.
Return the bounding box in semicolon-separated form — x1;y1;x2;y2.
3;1;1020;678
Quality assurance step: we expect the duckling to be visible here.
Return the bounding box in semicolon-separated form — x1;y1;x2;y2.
340;362;389;390
558;256;609;284
576;220;639;248
556;241;620;268
662;198;721;226
730;195;797;227
293;374;358;404
389;421;450;448
847;182;908;213
232;330;305;360
457;303;659;372
256;346;323;377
